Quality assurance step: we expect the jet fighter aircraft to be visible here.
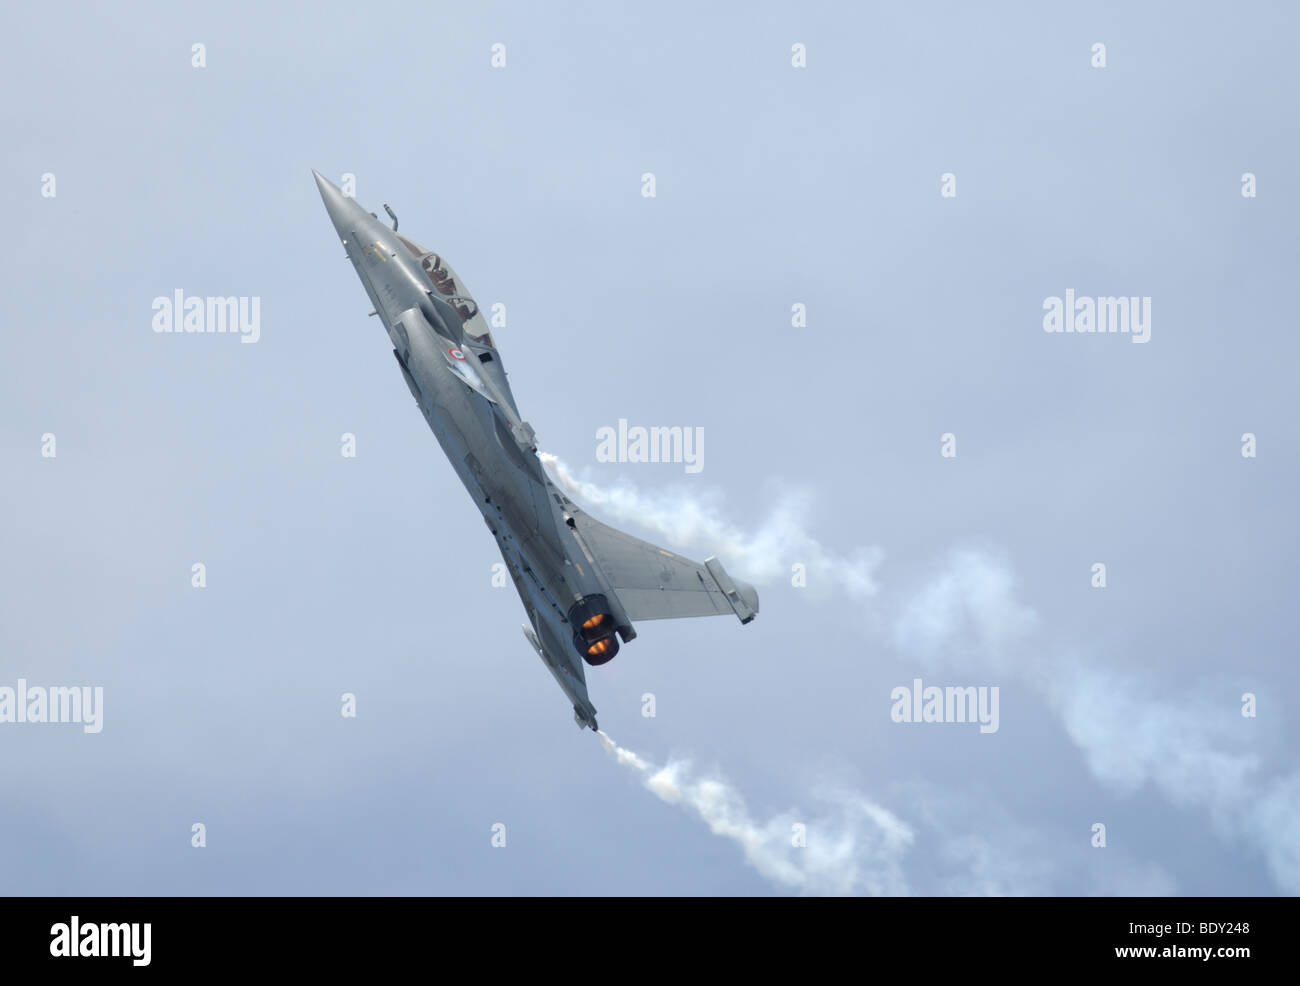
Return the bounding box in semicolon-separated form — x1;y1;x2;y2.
312;171;758;731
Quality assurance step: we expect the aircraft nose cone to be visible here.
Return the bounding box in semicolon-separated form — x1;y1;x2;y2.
312;168;364;235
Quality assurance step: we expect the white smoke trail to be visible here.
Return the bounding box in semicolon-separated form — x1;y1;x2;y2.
551;461;1297;893
562;456;912;894
596;731;913;895
539;452;881;598
893;548;1300;894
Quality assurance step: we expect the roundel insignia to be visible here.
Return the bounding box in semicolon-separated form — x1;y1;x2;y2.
449;347;465;360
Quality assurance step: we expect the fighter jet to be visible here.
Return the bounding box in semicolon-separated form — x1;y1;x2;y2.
312;171;758;731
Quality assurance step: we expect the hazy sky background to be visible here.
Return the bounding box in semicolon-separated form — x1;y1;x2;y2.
2;1;1296;895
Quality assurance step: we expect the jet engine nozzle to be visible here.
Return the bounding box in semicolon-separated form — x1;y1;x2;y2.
569;595;620;666
581;635;619;665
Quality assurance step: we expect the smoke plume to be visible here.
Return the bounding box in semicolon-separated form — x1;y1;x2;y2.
596;731;913;895
552;460;1298;894
893;548;1300;894
539;452;881;598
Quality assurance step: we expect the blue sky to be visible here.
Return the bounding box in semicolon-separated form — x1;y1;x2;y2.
2;1;1296;894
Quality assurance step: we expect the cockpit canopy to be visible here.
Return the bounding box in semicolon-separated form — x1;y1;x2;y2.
420;253;458;297
418;251;494;347
447;295;478;323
